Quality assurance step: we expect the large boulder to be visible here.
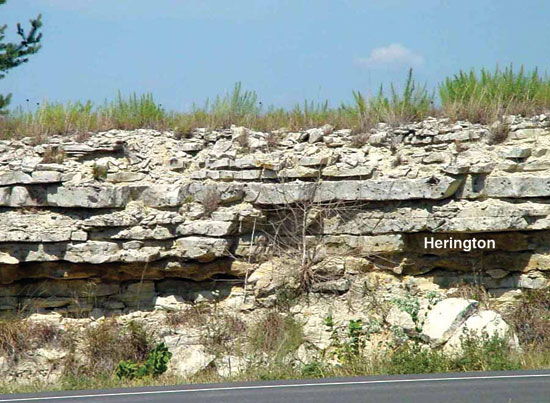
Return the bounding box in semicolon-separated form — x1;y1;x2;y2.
420;298;478;346
164;338;215;378
444;310;520;353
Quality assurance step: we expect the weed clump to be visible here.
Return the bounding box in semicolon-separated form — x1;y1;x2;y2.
92;163;108;181
350;132;370;148
507;288;550;349
77;319;152;377
0;317;63;359
41;146;65;163
201;188;221;217
249;311;303;359
487;121;511;145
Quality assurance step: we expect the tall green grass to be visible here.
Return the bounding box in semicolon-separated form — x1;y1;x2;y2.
2;66;550;141
3;101;98;139
440;65;550;123
350;68;434;128
103;92;166;130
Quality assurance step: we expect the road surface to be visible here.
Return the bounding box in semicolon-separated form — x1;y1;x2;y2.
1;370;549;402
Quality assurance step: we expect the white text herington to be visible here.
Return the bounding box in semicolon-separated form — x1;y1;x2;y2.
424;237;496;252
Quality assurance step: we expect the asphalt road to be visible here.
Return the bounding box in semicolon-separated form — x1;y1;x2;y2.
1;370;549;403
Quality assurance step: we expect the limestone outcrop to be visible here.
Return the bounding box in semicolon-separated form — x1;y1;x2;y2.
0;115;549;313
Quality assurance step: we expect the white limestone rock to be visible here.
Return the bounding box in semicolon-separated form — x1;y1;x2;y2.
444;310;519;353
420;298;478;346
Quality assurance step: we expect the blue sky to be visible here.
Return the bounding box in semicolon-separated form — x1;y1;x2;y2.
2;0;550;111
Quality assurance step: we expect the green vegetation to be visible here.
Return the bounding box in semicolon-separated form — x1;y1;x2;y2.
385;332;520;374
0;0;43;113
115;343;172;380
69;319;154;379
3;65;550;141
0;315;62;359
0;306;548;395
365;68;434;126
440;66;550;123
249;311;304;361
41;145;65;163
92;163;108;181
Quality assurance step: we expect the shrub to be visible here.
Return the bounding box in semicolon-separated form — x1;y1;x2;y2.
4;67;550;141
453;332;520;372
81;319;152;377
507;288;550;349
447;283;492;309
391;294;422;332
197;82;261;129
165;304;211;329
384;332;520;375
249;311;303;359
487;121;510;145
0;317;62;359
386;342;449;374
324;316;379;363
41;146;65;163
350;132;370;148
114;360;139;380
234;131;250;152
265;132;283;150
115;342;172;380
92;163;108;181
301;361;326;377
202;313;247;354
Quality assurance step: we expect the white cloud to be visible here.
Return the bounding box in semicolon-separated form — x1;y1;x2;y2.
357;44;424;68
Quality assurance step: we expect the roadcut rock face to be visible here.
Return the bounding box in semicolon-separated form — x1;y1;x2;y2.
0;116;549;314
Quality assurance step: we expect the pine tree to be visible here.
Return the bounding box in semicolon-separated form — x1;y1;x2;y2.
0;0;42;113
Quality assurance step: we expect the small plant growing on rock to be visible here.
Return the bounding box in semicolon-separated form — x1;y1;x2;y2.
249;311;303;360
265;132;283;150
74;131;92;143
389;135;402;155
201;188;221;217
41;146;65;163
234;131;251;153
92;163;108;181
324;315;378;364
392;294;422;332
487;121;510;145
391;152;406;167
454;139;468;153
350;132;370;148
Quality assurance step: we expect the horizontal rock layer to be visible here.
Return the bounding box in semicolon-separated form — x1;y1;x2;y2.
1;116;550;313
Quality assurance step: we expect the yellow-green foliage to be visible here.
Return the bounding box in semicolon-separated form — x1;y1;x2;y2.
248;311;304;360
440;65;550;123
2;66;550;142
